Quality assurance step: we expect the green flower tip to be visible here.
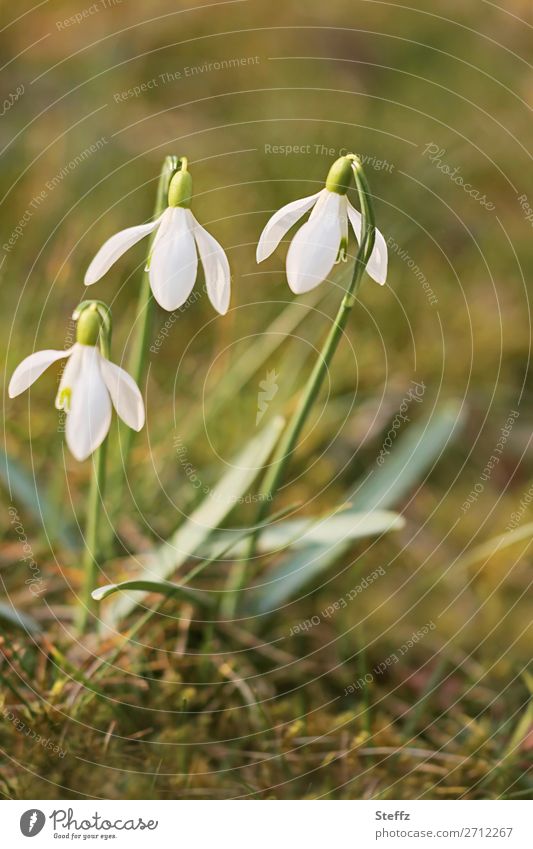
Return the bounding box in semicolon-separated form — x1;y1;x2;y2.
325;155;356;195
76;304;101;346
168;164;193;208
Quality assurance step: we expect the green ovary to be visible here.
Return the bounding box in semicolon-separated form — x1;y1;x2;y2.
56;387;72;411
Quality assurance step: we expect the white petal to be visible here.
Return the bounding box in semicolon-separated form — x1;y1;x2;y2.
66;347;112;461
286;190;343;294
149;208;198;310
84;214;164;285
346;201;388;285
307;187;331;221
192;215;231;315
145;206;173;263
100;358;145;431
9;347;72;398
55;344;84;409
256;190;323;262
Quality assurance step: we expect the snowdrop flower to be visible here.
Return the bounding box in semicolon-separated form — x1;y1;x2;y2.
8;305;144;462
85;160;231;314
256;154;388;294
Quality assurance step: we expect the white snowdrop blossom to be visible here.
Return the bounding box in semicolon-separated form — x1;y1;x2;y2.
9;343;145;462
84;166;231;315
256;156;388;294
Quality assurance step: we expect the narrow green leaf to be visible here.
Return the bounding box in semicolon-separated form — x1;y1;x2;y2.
245;511;404;616
0;601;41;634
454;520;533;572
0;449;77;550
93;580;213;608
245;542;356;617
205;509;405;555
265;509;405;548
107;415;285;624
94;504;298;617
246;403;464;616
350;401;464;511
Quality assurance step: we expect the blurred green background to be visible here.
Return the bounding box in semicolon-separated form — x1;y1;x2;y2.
0;0;532;799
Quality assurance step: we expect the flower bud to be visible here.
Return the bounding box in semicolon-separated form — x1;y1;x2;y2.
325;155;354;195
76;306;101;346
168;169;193;208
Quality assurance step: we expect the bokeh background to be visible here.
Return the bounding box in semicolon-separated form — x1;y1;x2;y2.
1;0;532;799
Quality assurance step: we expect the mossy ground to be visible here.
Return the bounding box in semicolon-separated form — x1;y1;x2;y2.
1;0;531;799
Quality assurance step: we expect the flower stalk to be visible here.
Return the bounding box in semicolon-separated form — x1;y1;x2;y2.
254;158;376;526
225;157;377;612
74;301;112;634
127;154;179;420
9;295;145;632
113;155;179;504
77;418;108;633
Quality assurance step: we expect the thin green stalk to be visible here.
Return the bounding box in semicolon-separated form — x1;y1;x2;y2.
121;155;180;466
225;158;377;612
357;621;372;737
403;655;447;739
76;444;107;633
254;161;376;531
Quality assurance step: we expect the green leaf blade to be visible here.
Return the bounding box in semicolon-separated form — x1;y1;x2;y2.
105;415;285;624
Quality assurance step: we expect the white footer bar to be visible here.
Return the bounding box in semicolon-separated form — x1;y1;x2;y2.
4;800;530;847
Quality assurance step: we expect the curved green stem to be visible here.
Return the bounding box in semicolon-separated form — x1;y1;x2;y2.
224;158;377;614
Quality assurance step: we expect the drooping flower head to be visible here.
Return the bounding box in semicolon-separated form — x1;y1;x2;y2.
9;302;144;461
84;158;231;315
256;154;388;293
